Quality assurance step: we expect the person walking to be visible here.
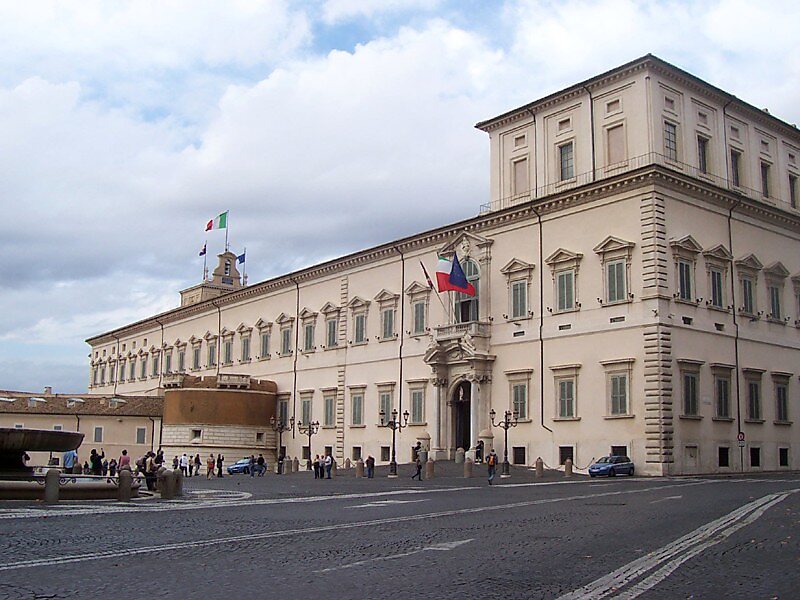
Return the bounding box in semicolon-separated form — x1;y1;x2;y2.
248;455;256;477
487;449;498;485
312;455;320;479
206;454;215;479
62;448;78;474
256;454;266;476
180;453;189;477
324;454;332;479
216;454;224;478
411;456;423;481
172;456;179;470
193;453;201;477
145;452;158;491
366;455;375;479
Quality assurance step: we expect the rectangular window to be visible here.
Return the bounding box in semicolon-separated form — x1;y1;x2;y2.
118;361;126;382
326;319;338;347
750;447;761;468
730;149;741;187
151;355;159;377
559;446;574;465
381;446;390;462
678;260;693;301
610;374;628;415
513;157;528;195
768;285;781;319
511;280;527;318
278;400;289;427
281;328;292;355
354;314;366;344
129;358;136;381
558;379;575;418
324;396;335;427
301;398;312;426
776;383;789;422
352;446;362;461
779;447;789;467
379;392;392;422
100;365;106;385
697;136;708;173
790;174;798;208
178;349;185;372
557;270;574;311
260;333;270;357
512;383;527;419
93;426;103;443
710;269;724;308
606;260;626;303
683;372;698;415
241;337;251;361
140;356;148;379
607;124;625;165
382;308;395;340
718;446;730;468
411;389;425;423
136;427;146;445
208;342;217;366
748;380;761;420
109;364;115;383
413;301;426;334
223;339;233;364
512;447;527;465
715;375;731;418
761;162;770;197
304;324;314;351
742;278;754;314
559;142;574;181
351;393;363;426
192;347;200;369
664;121;678;161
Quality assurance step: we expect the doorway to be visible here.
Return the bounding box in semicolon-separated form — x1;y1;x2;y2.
452;381;471;452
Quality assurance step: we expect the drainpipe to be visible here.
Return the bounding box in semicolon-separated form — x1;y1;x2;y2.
291;278;300;439
393;246;406;419
582;85;596;181
532;206;553;434
154;318;164;391
148;416;156;453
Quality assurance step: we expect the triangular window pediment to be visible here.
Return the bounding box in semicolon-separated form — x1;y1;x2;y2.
544;249;583;267
500;258;536;274
405;281;431;297
702;244;733;262
374;289;400;304
236;322;252;334
669;235;703;255
187;336;199;345
299;308;318;321
275;312;294;325
346;296;370;310
735;254;763;272
254;318;271;330
438;230;493;259
320;302;340;316
593;236;635;257
173;339;182;347
764;261;789;279
203;330;217;341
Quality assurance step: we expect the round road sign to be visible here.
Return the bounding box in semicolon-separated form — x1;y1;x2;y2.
737;431;745;442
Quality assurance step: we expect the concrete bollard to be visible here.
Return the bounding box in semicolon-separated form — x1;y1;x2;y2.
355;459;365;477
425;458;435;480
293;457;300;473
174;468;184;496
44;468;60;504
455;447;465;464
344;458;351;470
419;450;428;464
332;459;338;477
118;468;133;501
156;466;167;491
535;457;544;478
158;469;175;499
463;457;473;478
564;458;573;477
285;458;293;474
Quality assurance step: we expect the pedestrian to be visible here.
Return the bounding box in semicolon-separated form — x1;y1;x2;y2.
411;456;423;481
312;455;320;479
180;453;189;477
193;453;201;476
82;461;90;475
172;456;179;470
216;454;224;478
207;454;215;479
412;441;422;461
248;455;256;477
118;449;131;471
475;440;484;463
257;454;266;476
62;448;78;474
145;452;158;491
109;458;118;477
487;449;498;485
155;448;164;466
366;455;375;479
89;448;105;475
324;453;332;479
102;459;109;476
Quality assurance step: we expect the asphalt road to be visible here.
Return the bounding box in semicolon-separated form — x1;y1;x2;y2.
0;467;797;600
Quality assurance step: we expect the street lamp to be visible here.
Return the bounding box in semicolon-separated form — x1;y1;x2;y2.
490;408;518;477
378;408;409;477
270;414;294;474
296;420;320;470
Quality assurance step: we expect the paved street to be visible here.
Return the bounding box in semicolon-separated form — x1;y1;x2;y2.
0;466;798;599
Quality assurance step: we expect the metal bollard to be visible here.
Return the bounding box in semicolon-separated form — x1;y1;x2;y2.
463;457;473;478
535;457;544;478
425;458;435;480
174;468;184;496
118;468;133;501
355;458;365;477
564;458;573;477
44;469;60;504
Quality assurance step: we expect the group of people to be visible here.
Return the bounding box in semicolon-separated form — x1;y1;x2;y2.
246;454;267;476
175;453;225;478
311;454;333;479
61;447;133;478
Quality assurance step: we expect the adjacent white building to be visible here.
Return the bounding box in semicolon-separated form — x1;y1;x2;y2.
87;55;800;475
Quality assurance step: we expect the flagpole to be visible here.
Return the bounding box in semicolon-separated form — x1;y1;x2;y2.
242;246;247;286
225;210;229;252
203;241;208;280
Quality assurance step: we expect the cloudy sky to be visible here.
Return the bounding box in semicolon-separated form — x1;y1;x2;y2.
2;0;799;394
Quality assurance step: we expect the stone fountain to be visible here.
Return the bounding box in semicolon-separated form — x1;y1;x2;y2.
0;427;84;475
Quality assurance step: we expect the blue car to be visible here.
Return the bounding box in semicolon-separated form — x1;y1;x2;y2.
227;458;252;475
588;455;634;477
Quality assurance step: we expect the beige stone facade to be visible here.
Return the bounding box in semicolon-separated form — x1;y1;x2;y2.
86;55;800;475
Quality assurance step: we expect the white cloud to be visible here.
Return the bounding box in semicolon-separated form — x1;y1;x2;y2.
321;0;442;25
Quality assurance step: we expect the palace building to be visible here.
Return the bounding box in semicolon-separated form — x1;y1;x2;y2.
86;55;800;475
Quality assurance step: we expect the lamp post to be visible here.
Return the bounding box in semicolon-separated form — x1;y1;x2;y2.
378;408;409;477
296;420;320;470
490;408;518;478
270;415;294;474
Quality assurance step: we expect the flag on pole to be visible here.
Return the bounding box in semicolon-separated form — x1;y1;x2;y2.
205;211;228;231
419;260;435;291
435;253;475;296
199;242;207;257
237;252;246;264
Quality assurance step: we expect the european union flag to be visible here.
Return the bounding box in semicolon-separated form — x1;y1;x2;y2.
237;252;246;264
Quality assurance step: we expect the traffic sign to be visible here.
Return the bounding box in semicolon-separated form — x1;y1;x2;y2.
737;432;745;442
738;440;746;448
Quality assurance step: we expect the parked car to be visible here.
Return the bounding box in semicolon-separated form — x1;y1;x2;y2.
227;458;252;475
588;455;635;477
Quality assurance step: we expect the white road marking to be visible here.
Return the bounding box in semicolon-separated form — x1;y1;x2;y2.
0;482;711;572
558;488;799;599
350;499;428;508
649;495;682;504
313;539;473;573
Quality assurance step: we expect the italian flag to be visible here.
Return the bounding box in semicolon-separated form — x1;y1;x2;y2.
205;211;228;231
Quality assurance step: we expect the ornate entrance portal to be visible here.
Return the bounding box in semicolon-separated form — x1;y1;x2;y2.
452;381;471;452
